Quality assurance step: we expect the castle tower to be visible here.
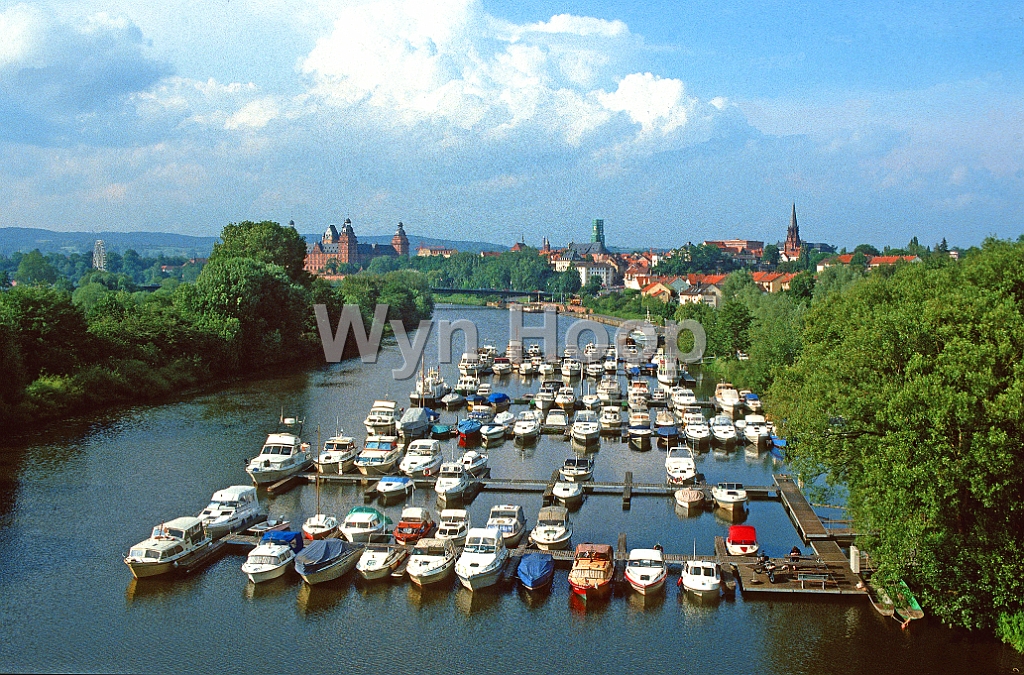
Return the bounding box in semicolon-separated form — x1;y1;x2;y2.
541;237;550;254
784;203;801;259
591;218;605;245
391;221;410;256
338;218;358;264
322;223;340;244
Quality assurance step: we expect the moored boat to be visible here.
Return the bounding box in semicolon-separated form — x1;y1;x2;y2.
124;516;212;579
406;538;458;586
567;543;614;599
459;450;489;477
436;509;471;545
375;475;414;501
301;512;339;540
396;407;432;441
542;408;570;434
356;542;409;581
674;487;705;510
294;538;362;585
679;558;721;595
354;435;402;476
711;482;748;510
529;505;573;550
725;525;759;556
570;410;600;446
198;485;263;539
625;547;667;595
241;530;304;583
560;455;595;482
552;481;584;508
399;439;443;478
665;446;697;485
245;417;312;485
486;504;527;547
363;400;398;436
434;462;473;502
456;418;482;447
393;506;436;544
316;435;358;474
518;552;555;591
455;527;509;591
339;506;390;542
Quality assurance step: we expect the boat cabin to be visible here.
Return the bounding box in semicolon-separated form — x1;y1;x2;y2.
463;528;502;553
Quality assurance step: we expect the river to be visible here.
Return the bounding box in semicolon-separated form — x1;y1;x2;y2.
0;305;1020;674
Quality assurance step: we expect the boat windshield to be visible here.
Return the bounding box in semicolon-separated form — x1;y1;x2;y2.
538;519;564;527
629;559;660;568
464;536;496;553
248;555;283;565
129;548;160;559
490;510;517;520
260;444;293;456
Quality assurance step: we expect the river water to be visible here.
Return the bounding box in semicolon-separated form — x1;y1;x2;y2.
0;305;1020;674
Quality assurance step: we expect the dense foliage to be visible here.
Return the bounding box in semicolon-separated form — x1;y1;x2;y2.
768;239;1024;650
0;221;433;426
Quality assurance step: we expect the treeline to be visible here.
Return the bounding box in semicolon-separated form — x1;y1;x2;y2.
0;221;433;427
0;248;204;289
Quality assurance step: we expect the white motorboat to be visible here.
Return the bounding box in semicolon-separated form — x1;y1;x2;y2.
441;392;465;410
526;343;543;359
725;525;759;556
580;393;601;410
458;351;482;376
672;387;697;410
480;423;506;446
554;386;577;411
301;512;339;540
657;358;679;385
454;374;479;394
529;505;573;550
198;485;263;539
560;456;595;482
316;435;358;474
585;361;603;378
294;538;362;585
245;418;313;485
356;542;409;581
603;357;617;374
124;517;212;579
459;450;489;477
435;508;471;545
513;410;542;442
363;400;398;436
493;410;515;431
655;409;676;429
711;482;748;510
476;382;492;398
560;358;582;378
628;391;649;410
628;408;650;428
409;367;449;407
542;408;570;434
241;531;304;583
492;357;513;375
714;382;741;413
628;379;650;399
486;504;527;547
434;462;473;502
685;419;711;445
674;487;705;510
396;407;432;441
376;475;414;501
597;376;621;402
650;388;669;407
552;481;584;507
399;439;443;478
743;414;771;447
538;361;556;377
680;558;721;595
628;424;653;450
354;436;402;476
518;359;536;376
599;406;622;433
533;381;558;411
570;410;600;445
455;527;509;591
339;506;390;542
625;547;667;595
665;446;697;485
406;538;458;586
740;390;762;412
710;415;738;445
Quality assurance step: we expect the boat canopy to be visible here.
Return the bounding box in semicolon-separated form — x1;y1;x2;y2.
261;530;304;551
575;543;613;559
519;552;554;577
537;505;568;522
457;419;482;433
487;392;511;405
656;426;679;437
295;539;348;569
400;507;430;522
211;485;257;503
728;525;757;545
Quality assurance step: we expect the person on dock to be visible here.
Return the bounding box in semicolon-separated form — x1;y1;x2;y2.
789;546;802;563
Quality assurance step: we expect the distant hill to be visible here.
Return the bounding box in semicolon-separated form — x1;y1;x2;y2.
0;227;218;258
303;233;507;254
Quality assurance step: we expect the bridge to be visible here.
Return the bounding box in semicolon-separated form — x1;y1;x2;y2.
430;287;553;300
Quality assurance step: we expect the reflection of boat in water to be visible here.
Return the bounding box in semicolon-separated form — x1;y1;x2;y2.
295;580;349;616
453;585;502;616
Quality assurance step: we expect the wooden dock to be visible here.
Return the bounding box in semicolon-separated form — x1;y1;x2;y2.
775;474;830;540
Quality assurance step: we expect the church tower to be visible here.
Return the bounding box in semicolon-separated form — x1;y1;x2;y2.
784;203;801;259
338;218;358;264
392;222;410;256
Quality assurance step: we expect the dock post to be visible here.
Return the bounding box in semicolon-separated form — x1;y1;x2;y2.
622;471;632;510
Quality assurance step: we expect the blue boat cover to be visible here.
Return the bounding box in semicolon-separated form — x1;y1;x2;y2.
426;409;440;422
518;552;554;588
457;419;482;433
465;394;484;405
656;426;679;437
628;367;641;376
487;392;511;404
261;530;304;552
294;539;350;574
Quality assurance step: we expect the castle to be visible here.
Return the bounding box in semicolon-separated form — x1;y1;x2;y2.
304;219;410;274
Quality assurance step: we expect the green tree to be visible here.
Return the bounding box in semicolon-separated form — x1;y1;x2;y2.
581;274;603;296
14;250;58;285
209;220;309;283
0;285;90;379
718;299;751;355
787;271;815;300
853;243;880;257
546;269;582;296
762;244;781;266
850;251;869;268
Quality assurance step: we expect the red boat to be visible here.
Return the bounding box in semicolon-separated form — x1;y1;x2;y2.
393;507;436;545
567;543;614;599
725;525;759;556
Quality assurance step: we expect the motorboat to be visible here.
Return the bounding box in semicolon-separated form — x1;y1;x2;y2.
628;408;650;428
529;505;573;550
518;552;555;591
655;426;681;449
625;547;667;595
554;386;577;411
657;358;678;385
493;410;516;431
406;538;457;586
245;418;312;485
356;542;409;581
480;423;507;446
649;388;669;407
685;419;711;445
743;414;771;447
399;439;444;478
354;436;402;476
316;435;358;474
246;519;290;537
486;504;527;547
710;415;738;445
477;344;497;373
526;343;543;359
567;543;614;599
538;361;556;377
599;406;621;434
468;408;495;426
492;357;513;375
301;512;339;540
376;475;414;501
628;379;650;398
431;423;456;440
456;418;482;447
440;392;465;410
711;482;748;510
725;525;759;556
533;381;558;411
655;409;676;429
294;538;362;585
740;390;762;412
396;407;432;441
714;383;741;413
410;367;450;407
476;382;493;398
542;408;570;434
679;558;721;595
674;487;705;510
455;527;510;590
552;481;584;507
435;509;471;545
560;456;595;482
394;506;435;544
459;450;489;477
519;359;536;376
487;392;511;412
241;531;303;583
560;358;582;378
124;517;212;579
570;410;600;446
628;425;653;450
665;446;697;485
603;357;617;374
454;374;479;395
363;400;398;436
198;485;263;539
670;387;697;410
458;351;482;376
580;393;601;410
339;506;390;542
513;410;542;442
585;361;603;378
434;462;473;502
596;377;621;402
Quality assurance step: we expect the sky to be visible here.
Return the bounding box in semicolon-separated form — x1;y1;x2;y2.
0;0;1021;249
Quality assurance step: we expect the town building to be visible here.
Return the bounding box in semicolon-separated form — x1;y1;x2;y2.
417;245;459;258
816;254;921;273
304;220;409;274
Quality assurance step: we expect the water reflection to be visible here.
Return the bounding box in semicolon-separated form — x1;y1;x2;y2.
295;581;349;616
242;575;297;601
567;592;610;617
406;580;455;610
713;507;748;525
517;585;552;610
625;589;666;613
453;586;502;616
125;576;198;606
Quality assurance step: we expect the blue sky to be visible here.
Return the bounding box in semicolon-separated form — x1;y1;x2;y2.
0;1;1021;249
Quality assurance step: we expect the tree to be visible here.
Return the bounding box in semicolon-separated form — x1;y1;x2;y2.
761;244;781;267
787;271;815;300
853;243;880;257
721;270;756;303
581;274;603;297
850;251;868;268
546;269;581;296
14;250;58;285
0;285;90;379
718;300;751;355
209;220;309;283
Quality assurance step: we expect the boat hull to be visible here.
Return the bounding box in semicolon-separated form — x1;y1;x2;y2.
246;460;312;485
125;559;176;579
569;579;612;599
297;552;360;585
457;560;506;591
626;573;666;595
356;461;398;477
530;533;572;551
408;558;456;586
243;562;290;584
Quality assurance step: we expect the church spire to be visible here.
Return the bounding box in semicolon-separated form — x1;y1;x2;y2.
784;203;802;259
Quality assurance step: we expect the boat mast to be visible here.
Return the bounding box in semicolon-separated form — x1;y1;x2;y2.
315;424;321;516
